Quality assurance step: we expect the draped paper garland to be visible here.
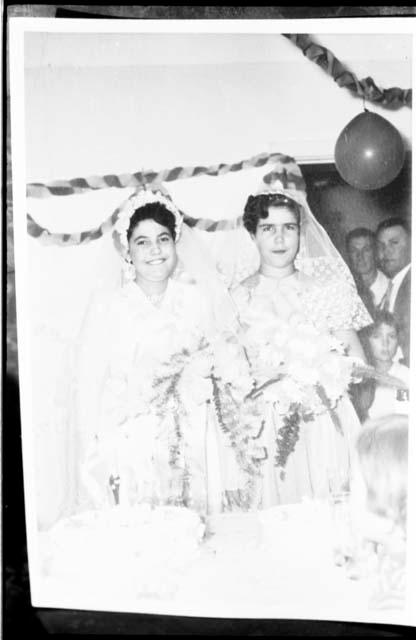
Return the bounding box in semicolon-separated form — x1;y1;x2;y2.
283;34;412;110
27;152;303;199
26;33;411;244
27;152;305;245
26;31;411;244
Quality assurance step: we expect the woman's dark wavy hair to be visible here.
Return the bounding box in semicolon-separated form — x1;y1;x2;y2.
243;193;301;234
127;202;176;242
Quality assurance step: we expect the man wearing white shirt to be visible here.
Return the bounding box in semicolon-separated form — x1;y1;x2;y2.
346;227;389;313
376;217;412;365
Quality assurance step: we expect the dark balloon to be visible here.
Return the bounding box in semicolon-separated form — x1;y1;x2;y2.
334;111;405;190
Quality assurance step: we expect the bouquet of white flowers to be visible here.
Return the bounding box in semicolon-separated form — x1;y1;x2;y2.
237;309;360;475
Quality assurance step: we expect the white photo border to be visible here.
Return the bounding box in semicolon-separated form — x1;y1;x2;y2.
9;15;416;626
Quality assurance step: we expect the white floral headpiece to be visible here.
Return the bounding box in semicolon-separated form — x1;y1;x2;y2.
113;186;184;260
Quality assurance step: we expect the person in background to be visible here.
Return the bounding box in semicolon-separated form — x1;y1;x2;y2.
346;227;389;317
345;227;388;419
356;311;409;422
354;415;408;610
376;217;412;366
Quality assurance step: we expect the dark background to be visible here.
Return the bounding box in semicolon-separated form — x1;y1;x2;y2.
4;3;415;636
302;154;412;265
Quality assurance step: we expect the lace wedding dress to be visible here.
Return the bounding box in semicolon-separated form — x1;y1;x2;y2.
232;269;369;506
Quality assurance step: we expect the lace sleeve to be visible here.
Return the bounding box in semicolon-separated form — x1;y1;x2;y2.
327;278;372;332
295;256;371;333
303;276;372;334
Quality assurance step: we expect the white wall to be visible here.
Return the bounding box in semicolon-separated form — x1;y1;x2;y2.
24;32;412;183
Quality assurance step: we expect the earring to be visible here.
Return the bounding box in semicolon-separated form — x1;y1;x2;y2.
122;259;136;283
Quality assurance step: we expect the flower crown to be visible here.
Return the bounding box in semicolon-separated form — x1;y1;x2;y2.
113;187;184;259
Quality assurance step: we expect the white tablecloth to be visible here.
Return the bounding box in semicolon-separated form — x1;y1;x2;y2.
32;501;406;624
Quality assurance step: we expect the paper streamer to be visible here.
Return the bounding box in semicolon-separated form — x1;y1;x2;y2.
283;34;412;110
27;152;304;245
26;152;301;199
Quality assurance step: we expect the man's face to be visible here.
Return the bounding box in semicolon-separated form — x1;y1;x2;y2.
376;225;411;278
347;236;376;277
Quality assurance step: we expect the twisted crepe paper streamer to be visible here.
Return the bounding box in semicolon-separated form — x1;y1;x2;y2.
26;152;303;198
26;210;246;246
27;152;305;245
283;34;412;110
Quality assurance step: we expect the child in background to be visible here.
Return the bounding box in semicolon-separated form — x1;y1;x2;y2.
354;414;408;610
357;311;409;421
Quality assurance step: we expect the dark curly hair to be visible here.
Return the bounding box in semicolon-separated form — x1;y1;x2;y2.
243;193;301;235
127;202;176;242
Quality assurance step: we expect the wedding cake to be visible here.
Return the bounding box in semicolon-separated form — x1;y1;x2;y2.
39;504;206;599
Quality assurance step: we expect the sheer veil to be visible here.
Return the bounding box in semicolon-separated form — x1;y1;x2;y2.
197;159;371;295
71;185;242;513
26;157;370;526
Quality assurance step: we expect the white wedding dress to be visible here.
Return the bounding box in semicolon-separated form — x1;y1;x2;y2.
73;276;251;519
232;269;369;507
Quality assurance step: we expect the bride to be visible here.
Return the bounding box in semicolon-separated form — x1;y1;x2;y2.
230;168;372;507
74;185;255;520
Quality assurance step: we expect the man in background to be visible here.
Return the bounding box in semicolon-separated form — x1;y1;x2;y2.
346;227;389;317
376;217;412;366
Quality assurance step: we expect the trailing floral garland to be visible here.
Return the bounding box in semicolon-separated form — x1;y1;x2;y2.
149;342;208;509
210;373;263;510
272;403;317;480
238;306;360;476
147;334;263;511
148;312;406;489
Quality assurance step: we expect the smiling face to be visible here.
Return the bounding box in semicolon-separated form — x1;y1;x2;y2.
376;225;411;278
128;218;177;285
369;322;399;366
347;235;376;277
253;206;300;277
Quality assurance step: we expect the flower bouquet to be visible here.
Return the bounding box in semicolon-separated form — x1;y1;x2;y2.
147;330;264;510
238;309;360;476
